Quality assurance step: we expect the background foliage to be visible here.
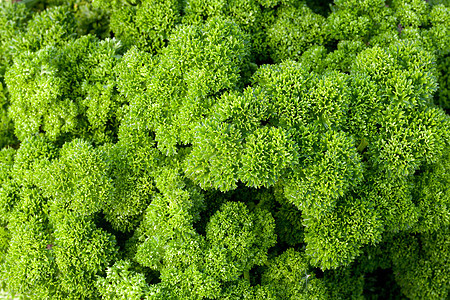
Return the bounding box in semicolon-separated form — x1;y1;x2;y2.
0;0;449;299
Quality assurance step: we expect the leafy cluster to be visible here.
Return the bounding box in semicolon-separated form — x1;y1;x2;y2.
0;0;449;299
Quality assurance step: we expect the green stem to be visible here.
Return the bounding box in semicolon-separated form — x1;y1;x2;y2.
357;138;369;152
244;270;250;283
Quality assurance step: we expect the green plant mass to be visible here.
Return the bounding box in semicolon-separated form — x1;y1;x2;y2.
0;0;449;299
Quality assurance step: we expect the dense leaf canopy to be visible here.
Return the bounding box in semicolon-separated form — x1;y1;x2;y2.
0;0;449;299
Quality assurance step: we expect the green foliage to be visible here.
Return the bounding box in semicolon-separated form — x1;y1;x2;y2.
251;60;350;129
239;126;298;188
392;0;430;28
96;260;149;300
93;0;181;53
323;40;366;72
184;119;243;191
0;136;55;226
304;194;383;270
0;1;30;81
117;17;251;157
220;280;275;300
49;211;118;299
283;130;363;215
391;228;450;300
412;150;450;233
327;0;396;42
0;1;30;148
0;148;17;228
266;3;328;62
1;188;56;299
0;0;449;299
6;35;122;143
68;0;111;39
134;167;205;270
184;0;261;31
101;143;156;232
262;248;329;299
205;201;277;280
427;4;450;55
322;265;365;299
0;83;16;148
16;5;77;53
37;139;112;217
183;0;266;60
435;54;450;109
272;189;305;246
